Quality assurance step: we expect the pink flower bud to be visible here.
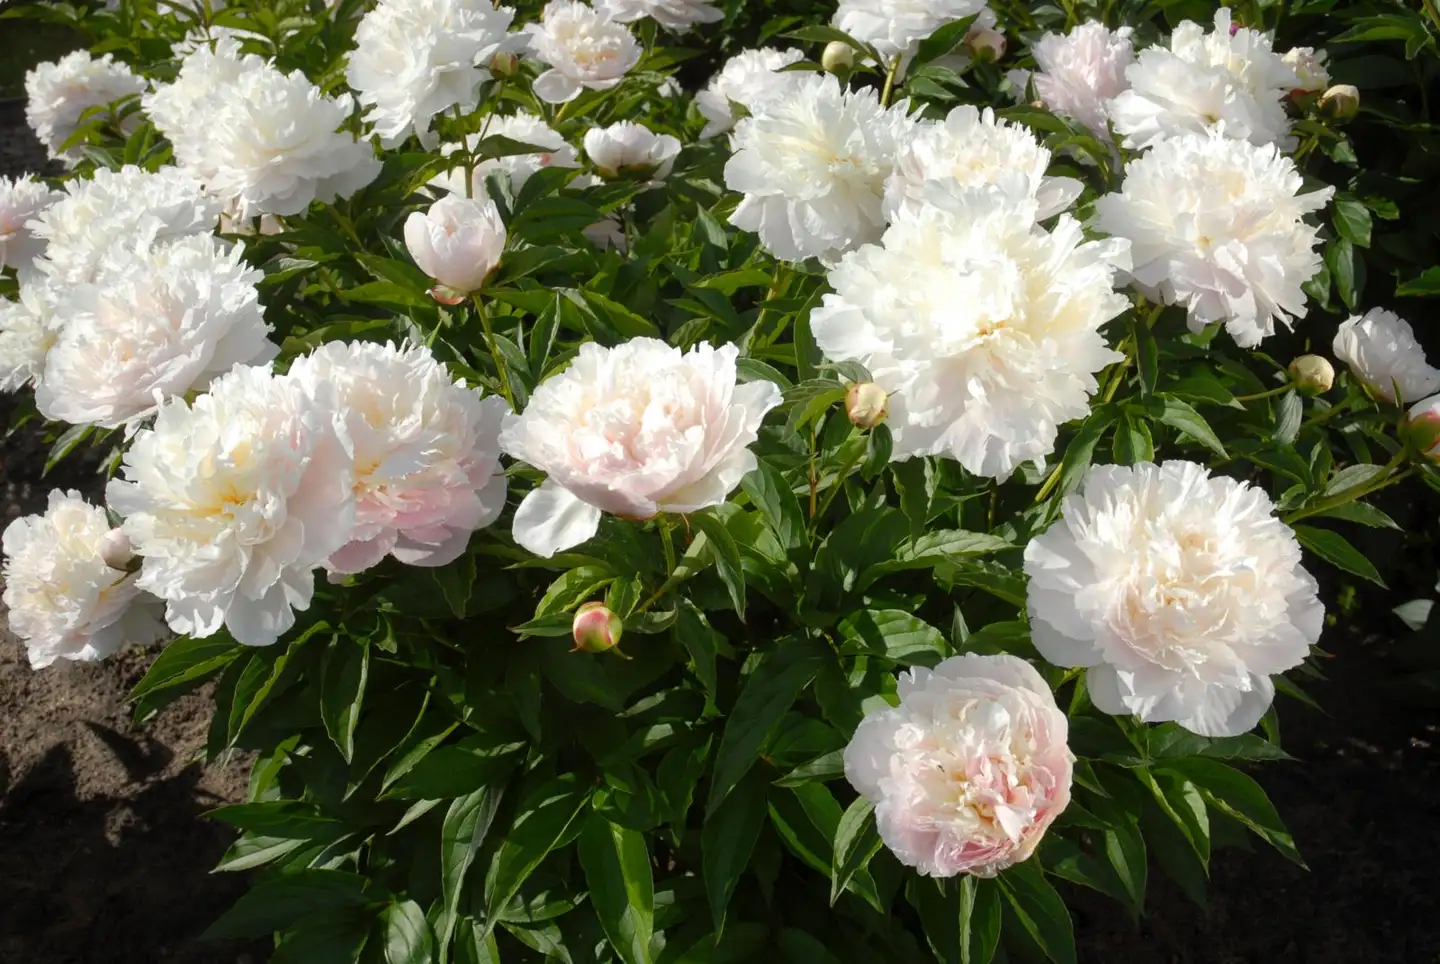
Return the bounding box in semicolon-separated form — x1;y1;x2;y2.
490;51;519;77
846;382;889;429
572;601;623;653
99;527;134;571
1404;395;1440;461
404;194;506;297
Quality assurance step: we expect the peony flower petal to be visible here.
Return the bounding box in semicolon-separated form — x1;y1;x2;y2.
512;480;604;558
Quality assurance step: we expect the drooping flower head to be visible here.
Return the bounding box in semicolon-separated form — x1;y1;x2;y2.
432;112;581;196
146;38;380;218
2;490;166;669
832;0;992;65
1028;22;1134;141
289;341;510;575
845;654;1073;878
1108;8;1299;150
812;182;1130;479
498;338;782;558
25;51;147;164
26;164;223;284
583;121;682;180
35;234;276;428
0;278;64;392
694;47;805;140
107;365;356;647
0;175;62;278
1333;308;1440;405
347;0;520;147
725;73;917;263
883;105;1082;224
597;0;723;33
524;1;641;104
1093;132;1331;348
1025;460;1322;737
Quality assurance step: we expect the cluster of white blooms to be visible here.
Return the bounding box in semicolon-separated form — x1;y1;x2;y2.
833;0;992;66
348;0;520;147
1026;461;1322;737
1109;9;1299;151
0;176;61;278
1093;132;1331;347
695;47;805;139
812;183;1130;478
0;280;64;393
25;50;147;164
145;38;379;218
525;1;641;104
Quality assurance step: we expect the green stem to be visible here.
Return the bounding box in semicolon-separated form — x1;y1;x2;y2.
1234;384;1291;403
811;437;867;526
1101;336;1134;403
880;55;903;107
1301;394;1356;430
453;105;475;199
474;296;515;408
1283;452;1413;524
660;517;677;576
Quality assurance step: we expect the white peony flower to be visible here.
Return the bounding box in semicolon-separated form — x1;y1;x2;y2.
811;183;1130;479
25;51;147;164
35;234;276;428
498;338;781;558
694;47;805;140
524;1;641;104
289;341;510;574
146;38;380;219
27;164;223;284
597;0;723;32
0;175;61;278
832;0;992;65
725;73;917;263
1025;460;1322;738
1029;22;1134;141
404;194;507;297
883;105;1082;224
1282;46;1330;93
844;654;1072;878
432;112;581;197
106;365;356;647
2;490;166;669
1092;132;1331;348
1108;8;1299;151
583;121;682;180
1332;308;1440;404
347;0;520;147
0;278;64;392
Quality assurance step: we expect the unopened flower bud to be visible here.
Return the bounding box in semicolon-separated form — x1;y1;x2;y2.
404;194;507;297
1319;84;1359;121
821;41;855;73
1404;395;1440;461
489;51;519;77
966;26;1007;64
572;601;623;653
1288;355;1334;396
846;381;888;429
99;528;134;571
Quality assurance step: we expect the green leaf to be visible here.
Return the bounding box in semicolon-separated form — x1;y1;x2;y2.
693;510;747;617
382;900;435;964
960;876;1003;964
706;638;826;816
1293;524;1385;587
830;797;881;906
1272;390;1303;445
130;634;243;704
482;775;592;938
1332;196;1372;247
320;638;369;762
674;603;721;698
998;861;1076;964
206;801;348;841
741;460;806;553
203;870;371;940
437;786;507;961
694;268;775;295
382;732;522;800
44;423;93;476
1131;314;1159;395
1156;396;1226;457
578;813;655;964
836;609;947;665
270;909;371;964
433;551;478;618
702;769;769;935
910;14;980;71
1146;724;1292;762
1310;501;1400;529
909;877;1001;964
1326;237;1363;311
1396;266;1440;297
1053;406;1116;499
1160;758;1305;867
892;457;939;538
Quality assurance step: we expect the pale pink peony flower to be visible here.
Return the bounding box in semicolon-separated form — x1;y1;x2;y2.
0;175;61;278
1332;308;1440;405
844;653;1073;878
25;51;147;164
1029;22;1134;140
403;194;507;296
524;1;640;104
498;337;781;558
289;341;510;575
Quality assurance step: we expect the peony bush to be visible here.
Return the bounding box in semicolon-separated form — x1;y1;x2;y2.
2;0;1439;959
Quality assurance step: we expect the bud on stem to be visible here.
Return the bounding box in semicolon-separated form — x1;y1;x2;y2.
1288;355;1334;396
572;601;624;653
846;382;889;430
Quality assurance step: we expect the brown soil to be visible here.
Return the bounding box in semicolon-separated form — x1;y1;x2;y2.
3;99;1440;964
